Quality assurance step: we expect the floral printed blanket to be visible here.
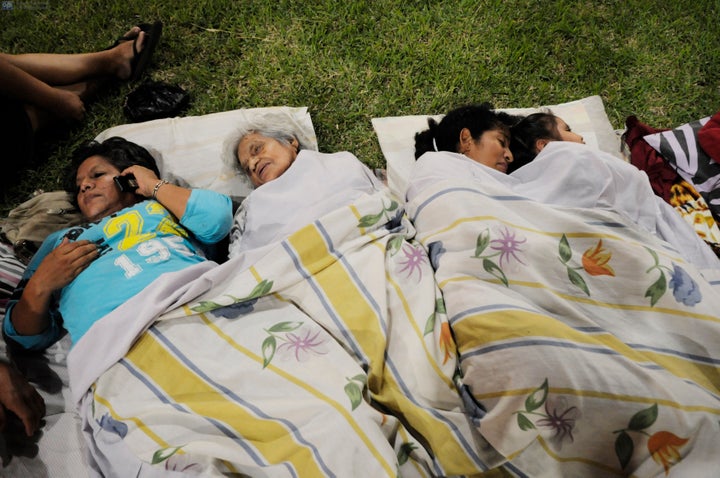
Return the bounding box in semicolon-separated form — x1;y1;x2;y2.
70;187;506;477
406;149;720;477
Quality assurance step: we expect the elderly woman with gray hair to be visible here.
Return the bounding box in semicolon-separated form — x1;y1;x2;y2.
223;111;317;188
223;111;385;260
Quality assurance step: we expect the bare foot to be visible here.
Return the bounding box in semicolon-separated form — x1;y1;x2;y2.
109;27;145;80
48;88;86;121
24;87;85;132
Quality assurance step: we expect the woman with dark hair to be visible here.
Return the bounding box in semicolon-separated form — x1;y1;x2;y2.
508;110;584;173
408;103;719;270
4;136;233;351
67;136;161;180
413;103;518;173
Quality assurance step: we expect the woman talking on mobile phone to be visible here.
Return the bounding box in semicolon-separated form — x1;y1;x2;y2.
4;136;233;351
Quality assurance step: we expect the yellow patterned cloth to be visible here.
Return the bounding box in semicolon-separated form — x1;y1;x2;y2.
669;178;720;257
407;148;720;477
74;188;504;477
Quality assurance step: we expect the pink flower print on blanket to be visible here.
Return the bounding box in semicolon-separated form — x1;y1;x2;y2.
513;379;581;451
471;226;528;286
490;226;527;268
396;243;428;282
261;321;329;368
536;396;581;450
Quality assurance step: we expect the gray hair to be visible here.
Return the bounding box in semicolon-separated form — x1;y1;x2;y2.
222;111;316;174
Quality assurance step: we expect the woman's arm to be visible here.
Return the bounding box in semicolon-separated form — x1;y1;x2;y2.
178;189;234;244
120;165;233;243
120;165;192;219
0;362;45;436
6;236;98;341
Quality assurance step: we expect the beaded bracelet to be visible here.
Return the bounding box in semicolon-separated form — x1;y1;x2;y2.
152;179;169;200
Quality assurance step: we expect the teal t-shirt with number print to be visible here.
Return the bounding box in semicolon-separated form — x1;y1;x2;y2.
4;189;232;350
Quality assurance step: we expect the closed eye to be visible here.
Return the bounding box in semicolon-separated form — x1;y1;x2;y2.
76;170;107;190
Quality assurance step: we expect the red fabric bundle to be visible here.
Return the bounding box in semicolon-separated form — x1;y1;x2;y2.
623;115;679;202
698;110;720;165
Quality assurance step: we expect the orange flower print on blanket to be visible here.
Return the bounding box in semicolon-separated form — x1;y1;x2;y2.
438;322;453;365
581;239;615;276
423;298;455;365
558;235;616;296
613;403;689;475
648;431;690;475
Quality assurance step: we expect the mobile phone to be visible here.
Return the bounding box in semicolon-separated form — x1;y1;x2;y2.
113;174;138;192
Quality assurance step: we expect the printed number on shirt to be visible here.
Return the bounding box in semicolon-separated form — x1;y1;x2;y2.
104;205;194;278
103;204;188;252
114;238;193;278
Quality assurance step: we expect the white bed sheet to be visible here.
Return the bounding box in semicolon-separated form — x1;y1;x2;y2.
1;98;624;476
95;106;317;200
0;335;89;478
2;106;316;477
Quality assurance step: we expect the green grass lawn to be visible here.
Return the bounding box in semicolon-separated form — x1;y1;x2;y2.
1;0;719;214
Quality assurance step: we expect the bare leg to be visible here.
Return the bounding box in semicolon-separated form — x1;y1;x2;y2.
0;56;86;121
23;81;99;131
0;27;144;85
0;27;146;126
23;103;48;132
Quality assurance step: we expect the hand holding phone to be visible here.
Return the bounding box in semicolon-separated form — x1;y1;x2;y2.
113;174;138;192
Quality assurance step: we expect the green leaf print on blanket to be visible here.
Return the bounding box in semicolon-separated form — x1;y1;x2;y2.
344;374;367;410
191;279;274;313
423;298;454;365
558;235;616;297
513;379;581;449
613;403;689;475
644;247;702;307
357;198;399;228
397;442;418;466
471;227;528;286
152;445;183;464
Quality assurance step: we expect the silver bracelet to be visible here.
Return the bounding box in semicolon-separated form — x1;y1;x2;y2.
152;179;169;200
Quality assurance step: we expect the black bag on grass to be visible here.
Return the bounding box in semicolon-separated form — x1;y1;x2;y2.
123;81;190;123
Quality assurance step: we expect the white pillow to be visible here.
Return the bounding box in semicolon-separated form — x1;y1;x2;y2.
95;106;317;200
371;96;621;199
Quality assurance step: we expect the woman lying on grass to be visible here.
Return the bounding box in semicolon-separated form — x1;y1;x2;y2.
410;102;720;271
4;137;232;351
223;111;384;260
507;110;585;173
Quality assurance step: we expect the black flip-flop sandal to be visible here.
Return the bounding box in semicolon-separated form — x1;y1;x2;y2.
105;25;143;50
129;20;163;82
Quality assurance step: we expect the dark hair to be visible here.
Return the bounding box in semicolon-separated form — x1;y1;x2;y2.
64;136;160;193
508;111;560;173
413;103;521;160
